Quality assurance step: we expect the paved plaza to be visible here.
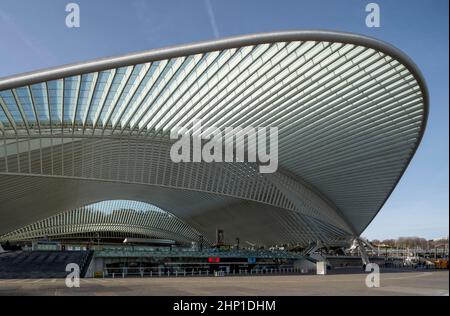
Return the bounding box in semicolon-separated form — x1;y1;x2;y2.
0;270;447;296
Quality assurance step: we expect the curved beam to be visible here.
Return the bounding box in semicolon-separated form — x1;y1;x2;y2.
0;30;428;246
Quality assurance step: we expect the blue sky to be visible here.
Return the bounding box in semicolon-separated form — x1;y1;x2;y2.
0;0;448;240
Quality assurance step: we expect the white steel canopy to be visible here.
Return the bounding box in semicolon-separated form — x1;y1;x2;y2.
0;31;428;247
0;200;203;244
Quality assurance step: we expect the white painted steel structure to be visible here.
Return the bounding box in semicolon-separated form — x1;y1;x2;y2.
0;31;428;247
0;200;203;244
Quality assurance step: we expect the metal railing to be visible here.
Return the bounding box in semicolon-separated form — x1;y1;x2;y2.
102;266;309;278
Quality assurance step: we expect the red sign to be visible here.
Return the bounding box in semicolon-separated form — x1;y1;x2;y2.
208;257;220;263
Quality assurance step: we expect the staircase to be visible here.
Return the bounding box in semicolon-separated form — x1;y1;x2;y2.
0;250;92;279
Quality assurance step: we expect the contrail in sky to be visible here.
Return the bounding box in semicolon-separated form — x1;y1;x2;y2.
204;0;219;38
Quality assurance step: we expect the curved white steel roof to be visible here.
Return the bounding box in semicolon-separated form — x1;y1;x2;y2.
0;31;428;247
0;200;203;244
